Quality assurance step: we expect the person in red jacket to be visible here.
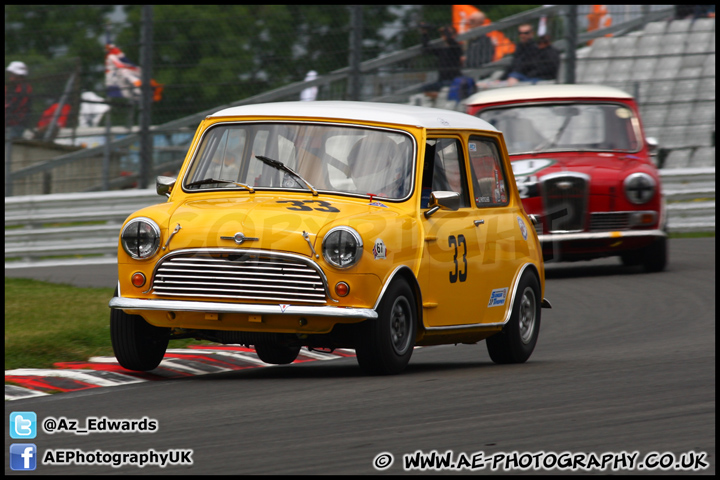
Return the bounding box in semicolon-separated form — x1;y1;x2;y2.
5;61;33;140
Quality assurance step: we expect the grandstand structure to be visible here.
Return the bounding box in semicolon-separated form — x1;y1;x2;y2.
576;17;715;169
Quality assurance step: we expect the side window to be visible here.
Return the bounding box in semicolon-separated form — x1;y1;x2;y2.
421;138;470;209
468;137;508;207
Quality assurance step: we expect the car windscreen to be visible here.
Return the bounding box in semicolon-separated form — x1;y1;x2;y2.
477;103;641;155
183;122;415;200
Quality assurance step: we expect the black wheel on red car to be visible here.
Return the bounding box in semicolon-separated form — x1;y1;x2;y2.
620;251;642;266
641;236;668;273
486;272;541;364
254;338;301;365
110;305;169;372
355;279;416;375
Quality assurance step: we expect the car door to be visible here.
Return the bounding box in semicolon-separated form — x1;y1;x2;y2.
466;135;528;326
420;136;487;328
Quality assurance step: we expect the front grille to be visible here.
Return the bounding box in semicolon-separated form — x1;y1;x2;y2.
589;212;630;231
151;251;328;304
541;173;589;232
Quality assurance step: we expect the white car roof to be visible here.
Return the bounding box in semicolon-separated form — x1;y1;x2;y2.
465;84;634;105
210;101;498;131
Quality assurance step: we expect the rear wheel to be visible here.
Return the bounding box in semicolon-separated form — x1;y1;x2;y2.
355;280;417;375
486;273;541;364
110;307;169;371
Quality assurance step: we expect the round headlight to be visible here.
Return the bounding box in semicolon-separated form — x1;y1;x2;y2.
121;217;161;259
624;172;656;204
322;226;363;269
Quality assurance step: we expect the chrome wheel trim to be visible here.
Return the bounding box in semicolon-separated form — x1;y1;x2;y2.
518;286;537;345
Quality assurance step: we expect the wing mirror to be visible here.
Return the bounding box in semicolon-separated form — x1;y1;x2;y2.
646;137;658;156
424;191;460;218
156;176;176;197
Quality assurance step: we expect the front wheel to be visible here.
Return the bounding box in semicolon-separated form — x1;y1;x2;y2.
355;280;417;375
486;273;541;364
641;236;667;273
110;307;169;371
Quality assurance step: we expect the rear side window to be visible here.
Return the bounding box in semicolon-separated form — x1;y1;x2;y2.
468;137;508;207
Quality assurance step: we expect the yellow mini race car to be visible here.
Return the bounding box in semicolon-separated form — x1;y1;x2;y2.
109;101;551;375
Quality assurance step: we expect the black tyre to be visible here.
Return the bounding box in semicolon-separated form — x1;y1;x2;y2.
486;273;541;364
110;307;169;371
620;236;667;272
620;251;642;267
254;338;301;365
641;236;668;273
355;280;417;375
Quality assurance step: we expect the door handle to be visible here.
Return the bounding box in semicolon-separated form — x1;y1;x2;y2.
474;219;484;226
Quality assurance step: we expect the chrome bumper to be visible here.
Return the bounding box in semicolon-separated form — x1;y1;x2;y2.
538;229;667;243
109;296;378;320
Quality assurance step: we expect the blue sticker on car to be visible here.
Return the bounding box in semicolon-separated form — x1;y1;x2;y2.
488;288;508;307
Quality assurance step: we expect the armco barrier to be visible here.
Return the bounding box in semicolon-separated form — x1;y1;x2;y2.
5;168;715;267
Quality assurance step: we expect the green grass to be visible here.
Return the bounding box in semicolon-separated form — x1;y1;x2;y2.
668;231;715;239
4;277;210;371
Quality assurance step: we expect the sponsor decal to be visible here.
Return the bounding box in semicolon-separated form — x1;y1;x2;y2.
511;158;555;177
516;175;539;199
372;239;387;260
368;201;388;208
469;143;477;152
488;288;508;307
517;216;528;241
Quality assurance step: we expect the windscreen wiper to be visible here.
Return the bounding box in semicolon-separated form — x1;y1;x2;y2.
255;155;318;196
534;114;574;152
185;178;254;192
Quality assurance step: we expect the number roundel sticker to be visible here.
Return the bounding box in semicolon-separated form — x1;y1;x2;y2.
517;216;528;241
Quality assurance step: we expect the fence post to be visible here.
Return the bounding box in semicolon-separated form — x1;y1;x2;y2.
139;5;154;189
348;6;363;101
5;140;13;197
103;104;112;191
564;5;578;85
43;72;76;142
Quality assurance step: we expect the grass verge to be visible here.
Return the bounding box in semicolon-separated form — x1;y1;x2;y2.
668;231;715;239
4;277;209;371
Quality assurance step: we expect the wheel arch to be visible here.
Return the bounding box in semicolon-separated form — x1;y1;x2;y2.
373;265;424;330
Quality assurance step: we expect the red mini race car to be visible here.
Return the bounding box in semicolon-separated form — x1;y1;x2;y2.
465;84;667;272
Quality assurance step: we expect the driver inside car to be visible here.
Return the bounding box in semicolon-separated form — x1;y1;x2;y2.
348;134;407;198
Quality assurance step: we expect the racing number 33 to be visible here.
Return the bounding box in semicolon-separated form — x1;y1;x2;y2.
449;235;467;283
277;200;339;212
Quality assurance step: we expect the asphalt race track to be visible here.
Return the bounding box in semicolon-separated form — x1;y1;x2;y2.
4;238;715;474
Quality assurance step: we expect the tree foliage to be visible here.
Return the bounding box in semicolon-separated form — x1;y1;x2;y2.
5;5;537;125
115;5;401;123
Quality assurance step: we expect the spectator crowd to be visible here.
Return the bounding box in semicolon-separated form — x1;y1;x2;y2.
419;12;561;103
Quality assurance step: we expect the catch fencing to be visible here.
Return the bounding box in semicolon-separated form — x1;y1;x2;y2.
7;5;698;197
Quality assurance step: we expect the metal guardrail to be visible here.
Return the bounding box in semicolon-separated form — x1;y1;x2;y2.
4;167;714;268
